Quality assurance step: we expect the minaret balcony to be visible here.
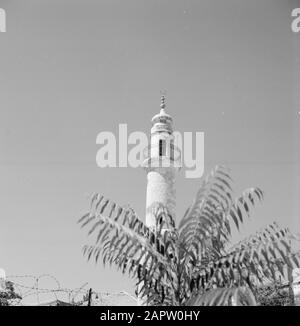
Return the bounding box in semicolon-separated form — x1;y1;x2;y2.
151;123;173;135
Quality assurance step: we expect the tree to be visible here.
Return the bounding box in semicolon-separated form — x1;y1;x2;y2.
256;283;293;306
0;281;22;306
78;166;300;306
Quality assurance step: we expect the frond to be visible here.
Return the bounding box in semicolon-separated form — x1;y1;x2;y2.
224;222;300;283
179;166;233;231
79;194;180;303
186;286;256;306
190;223;300;292
227;187;264;231
78;193;147;236
178;166;263;267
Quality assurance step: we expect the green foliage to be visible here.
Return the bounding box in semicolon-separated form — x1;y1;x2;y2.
79;166;300;306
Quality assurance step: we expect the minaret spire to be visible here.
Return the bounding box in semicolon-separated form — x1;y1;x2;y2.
160;94;166;111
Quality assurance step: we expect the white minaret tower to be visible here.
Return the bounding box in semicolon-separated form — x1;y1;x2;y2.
143;95;181;230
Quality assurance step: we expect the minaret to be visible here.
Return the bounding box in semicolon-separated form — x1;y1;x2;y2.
143;96;181;230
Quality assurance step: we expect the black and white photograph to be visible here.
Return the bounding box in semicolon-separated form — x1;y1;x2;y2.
0;0;300;314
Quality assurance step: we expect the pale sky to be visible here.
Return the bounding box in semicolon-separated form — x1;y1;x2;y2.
0;0;299;303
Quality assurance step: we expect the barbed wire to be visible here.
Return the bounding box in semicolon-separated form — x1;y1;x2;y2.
5;274;89;305
4;274;137;306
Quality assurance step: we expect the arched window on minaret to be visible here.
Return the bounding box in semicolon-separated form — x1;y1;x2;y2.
159;139;166;157
170;141;174;161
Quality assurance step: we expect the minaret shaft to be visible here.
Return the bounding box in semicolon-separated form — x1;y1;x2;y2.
145;167;177;227
143;96;181;229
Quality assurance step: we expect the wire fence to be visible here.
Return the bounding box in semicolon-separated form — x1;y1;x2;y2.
5;274;91;306
4;274;137;306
